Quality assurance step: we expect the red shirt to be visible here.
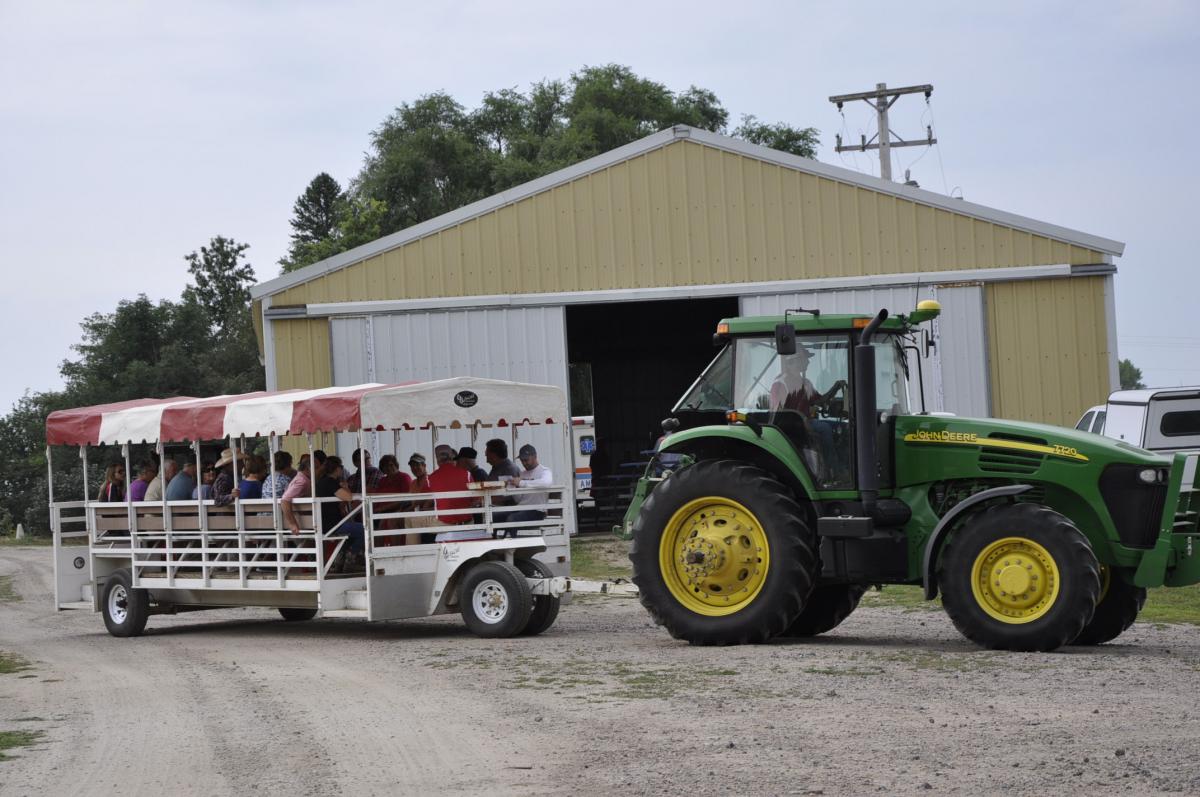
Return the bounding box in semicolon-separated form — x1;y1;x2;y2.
428;464;473;523
373;471;413;494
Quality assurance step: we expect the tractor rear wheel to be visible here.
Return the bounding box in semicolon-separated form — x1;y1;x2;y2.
629;460;817;645
781;584;867;637
1071;566;1145;646
938;502;1100;652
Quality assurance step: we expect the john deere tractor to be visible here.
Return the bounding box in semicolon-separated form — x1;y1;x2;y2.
624;302;1200;651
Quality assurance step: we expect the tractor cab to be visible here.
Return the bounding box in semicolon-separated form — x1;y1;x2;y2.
673;307;921;490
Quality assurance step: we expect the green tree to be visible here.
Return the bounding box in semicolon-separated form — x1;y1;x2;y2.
280;173;344;271
182;236;256;334
346;64;818;245
1119;358;1146;390
733;115;820;158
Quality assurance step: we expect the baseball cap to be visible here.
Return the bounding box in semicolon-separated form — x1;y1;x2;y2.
408;453;426;465
457;446;478;459
518;444;537;457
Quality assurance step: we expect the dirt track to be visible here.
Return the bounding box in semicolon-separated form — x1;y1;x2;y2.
3;545;1200;796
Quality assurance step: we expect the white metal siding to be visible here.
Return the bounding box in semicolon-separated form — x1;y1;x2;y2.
933;285;990;417
741;285;991;417
330;307;572;496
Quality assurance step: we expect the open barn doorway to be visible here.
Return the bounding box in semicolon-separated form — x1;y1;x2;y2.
566;296;738;529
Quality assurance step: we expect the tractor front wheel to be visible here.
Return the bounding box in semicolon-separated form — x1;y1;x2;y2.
1071;566;1145;646
938;502;1100;652
629;460;817;645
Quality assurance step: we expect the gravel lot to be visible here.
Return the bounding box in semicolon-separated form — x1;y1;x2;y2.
3;542;1200;796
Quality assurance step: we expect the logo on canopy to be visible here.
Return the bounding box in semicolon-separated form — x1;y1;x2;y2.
453;391;479;408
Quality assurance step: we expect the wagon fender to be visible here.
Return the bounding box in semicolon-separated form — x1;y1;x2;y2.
922;484;1032;599
430;538;547;614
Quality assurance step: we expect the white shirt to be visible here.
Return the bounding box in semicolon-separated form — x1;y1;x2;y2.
513;463;552;506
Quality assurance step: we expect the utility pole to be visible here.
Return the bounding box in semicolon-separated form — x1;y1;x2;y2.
829;83;936;182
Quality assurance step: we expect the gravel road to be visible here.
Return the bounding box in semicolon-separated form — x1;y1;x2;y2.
3;544;1200;796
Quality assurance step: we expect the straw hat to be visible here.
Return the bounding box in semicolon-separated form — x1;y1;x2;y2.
214;448;246;469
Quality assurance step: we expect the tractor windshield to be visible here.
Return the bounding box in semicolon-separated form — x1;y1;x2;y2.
673;332;910;488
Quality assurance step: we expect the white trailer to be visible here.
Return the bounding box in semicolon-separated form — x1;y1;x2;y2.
47;378;630;639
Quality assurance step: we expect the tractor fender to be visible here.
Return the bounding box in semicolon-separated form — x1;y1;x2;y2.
922;484;1032;600
661;427;818;502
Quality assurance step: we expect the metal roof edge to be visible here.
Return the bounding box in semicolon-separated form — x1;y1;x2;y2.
682;127;1126;258
251;127;685;299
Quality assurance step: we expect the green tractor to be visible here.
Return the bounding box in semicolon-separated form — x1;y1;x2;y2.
623;302;1200;651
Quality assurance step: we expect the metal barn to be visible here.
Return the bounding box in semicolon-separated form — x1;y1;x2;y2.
251;125;1124;479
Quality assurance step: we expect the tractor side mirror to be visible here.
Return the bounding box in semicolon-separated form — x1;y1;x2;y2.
775;324;797;355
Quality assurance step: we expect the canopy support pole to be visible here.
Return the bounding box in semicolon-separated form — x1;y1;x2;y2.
123;444;135;555
232;436;245;585
195;441;208;584
45;446;54;540
80;446;89;503
158;439;171;583
358;430;373;558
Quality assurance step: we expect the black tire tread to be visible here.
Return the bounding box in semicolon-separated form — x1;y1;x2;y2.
629;460;817;645
782;584;867;637
515;558;561;636
278;607;318;622
1072;572;1145;646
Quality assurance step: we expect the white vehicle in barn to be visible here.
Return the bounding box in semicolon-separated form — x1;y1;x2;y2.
46;378;627;639
572;415;595;507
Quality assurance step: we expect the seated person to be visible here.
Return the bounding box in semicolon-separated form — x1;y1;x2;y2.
238;455;266;500
262;451;295;499
427;444;475;529
501;444;554;537
282;450;325;535
129;460;157;502
770;347;846;482
314;455;365;569
165;460;197;502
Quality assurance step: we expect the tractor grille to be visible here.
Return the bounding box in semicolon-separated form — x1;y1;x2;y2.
978;433;1046;475
1100;464;1167;549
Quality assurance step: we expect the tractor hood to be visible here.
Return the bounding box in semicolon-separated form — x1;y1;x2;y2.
894;413;1168;488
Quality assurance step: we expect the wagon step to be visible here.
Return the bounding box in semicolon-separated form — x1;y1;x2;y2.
529;577;639;597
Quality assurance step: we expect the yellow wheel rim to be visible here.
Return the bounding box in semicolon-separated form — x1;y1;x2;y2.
1098;564;1111;603
970;537;1060;624
658;497;770;617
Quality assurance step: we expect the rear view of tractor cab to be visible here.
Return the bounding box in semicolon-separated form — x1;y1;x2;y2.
626;300;1200;652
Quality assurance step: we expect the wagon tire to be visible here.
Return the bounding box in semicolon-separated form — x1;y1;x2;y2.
460;561;533;638
781;584;867;637
278;607;318;622
629;460;817;645
1071;567;1145;646
515;558;560;636
101;568;150;638
938;503;1100;652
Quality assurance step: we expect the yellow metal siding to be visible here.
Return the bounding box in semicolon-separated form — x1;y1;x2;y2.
272;318;332;391
986;276;1111;427
271;140;1107;306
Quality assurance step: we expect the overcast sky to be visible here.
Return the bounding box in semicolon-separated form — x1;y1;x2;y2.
2;0;1197;414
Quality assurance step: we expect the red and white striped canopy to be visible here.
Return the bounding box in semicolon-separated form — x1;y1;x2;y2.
46;378;568;445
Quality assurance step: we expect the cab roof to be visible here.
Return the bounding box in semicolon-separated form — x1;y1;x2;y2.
717;314;909;336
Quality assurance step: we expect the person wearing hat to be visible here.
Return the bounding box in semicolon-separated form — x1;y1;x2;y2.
407;452;431;493
774;345;846;480
502;443;554;535
427;444;475;527
456;446;489;484
211;447;245;507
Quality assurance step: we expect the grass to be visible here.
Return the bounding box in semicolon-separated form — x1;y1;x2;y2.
1141;584;1200;626
0;652;32;675
859;585;940;612
0;535;51;547
0;729;45;761
0;576;18;604
570;535;632;581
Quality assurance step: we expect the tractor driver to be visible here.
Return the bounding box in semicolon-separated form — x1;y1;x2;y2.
772;344;846;482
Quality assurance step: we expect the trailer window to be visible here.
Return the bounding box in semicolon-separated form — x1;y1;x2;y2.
1161;410;1200;437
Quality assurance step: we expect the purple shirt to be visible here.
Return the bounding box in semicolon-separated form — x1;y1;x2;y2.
129;478;150;502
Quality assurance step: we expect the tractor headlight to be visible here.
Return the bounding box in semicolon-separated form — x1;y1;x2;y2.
1137;467;1164;484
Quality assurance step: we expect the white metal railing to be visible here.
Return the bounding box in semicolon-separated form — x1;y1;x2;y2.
52;482;570;589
